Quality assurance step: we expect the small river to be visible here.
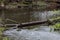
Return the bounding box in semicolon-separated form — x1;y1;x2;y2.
3;26;60;40
3;10;60;40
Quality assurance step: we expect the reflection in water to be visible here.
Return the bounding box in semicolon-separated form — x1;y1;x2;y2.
5;10;55;24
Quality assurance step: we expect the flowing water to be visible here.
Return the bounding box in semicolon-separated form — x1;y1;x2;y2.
3;26;60;40
3;10;60;40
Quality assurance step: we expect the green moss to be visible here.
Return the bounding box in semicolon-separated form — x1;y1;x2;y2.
49;17;60;21
52;10;60;14
0;27;5;35
0;27;9;40
51;23;60;29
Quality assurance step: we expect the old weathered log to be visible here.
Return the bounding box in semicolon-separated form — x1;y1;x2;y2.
2;18;59;30
18;20;48;28
5;20;52;28
5;18;60;28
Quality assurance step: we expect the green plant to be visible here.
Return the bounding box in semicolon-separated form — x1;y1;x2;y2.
52;23;60;29
0;27;9;40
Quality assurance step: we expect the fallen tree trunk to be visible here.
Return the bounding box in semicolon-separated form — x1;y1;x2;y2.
18;20;48;27
18;17;60;28
5;20;53;28
5;18;60;28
